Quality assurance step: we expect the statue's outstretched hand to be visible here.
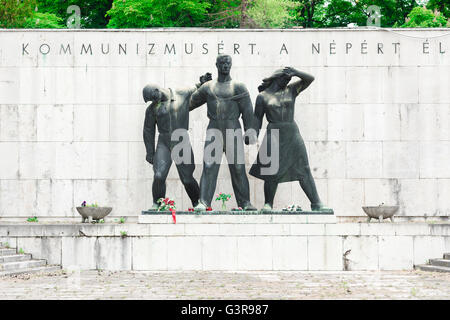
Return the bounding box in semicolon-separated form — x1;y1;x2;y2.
146;154;154;165
199;72;212;85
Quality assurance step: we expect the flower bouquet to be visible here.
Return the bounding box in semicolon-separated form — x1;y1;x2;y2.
188;206;213;213
215;192;232;211
282;204;302;212
157;197;177;224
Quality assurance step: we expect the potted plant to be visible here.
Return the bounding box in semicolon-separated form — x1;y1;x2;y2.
76;201;112;223
362;203;399;222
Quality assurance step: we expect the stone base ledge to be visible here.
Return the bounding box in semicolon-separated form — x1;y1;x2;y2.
0;223;449;271
139;213;336;224
0;215;447;225
142;210;334;215
0;222;448;237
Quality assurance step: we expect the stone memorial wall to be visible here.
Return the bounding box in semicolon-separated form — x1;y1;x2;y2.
0;29;449;219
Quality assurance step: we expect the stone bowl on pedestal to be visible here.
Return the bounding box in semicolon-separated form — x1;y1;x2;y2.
76;207;112;223
362;206;399;223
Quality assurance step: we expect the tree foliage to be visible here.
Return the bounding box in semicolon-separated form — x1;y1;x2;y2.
36;0;113;28
1;0;449;29
399;5;448;27
202;0;252;28
311;0;419;28
0;0;63;29
294;0;325;28
106;0;211;28
24;11;65;28
426;0;450;19
247;0;298;28
0;0;35;28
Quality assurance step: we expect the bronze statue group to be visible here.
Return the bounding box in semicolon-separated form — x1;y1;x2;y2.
143;54;330;213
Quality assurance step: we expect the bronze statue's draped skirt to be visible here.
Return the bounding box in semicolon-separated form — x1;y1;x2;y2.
249;122;311;183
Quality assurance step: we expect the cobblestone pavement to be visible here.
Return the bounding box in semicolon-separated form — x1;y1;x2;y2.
1;270;449;299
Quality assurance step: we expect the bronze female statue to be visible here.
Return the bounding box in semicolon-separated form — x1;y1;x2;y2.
249;67;331;212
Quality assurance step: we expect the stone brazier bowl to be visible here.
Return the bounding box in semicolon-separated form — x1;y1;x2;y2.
362;206;399;223
76;207;112;223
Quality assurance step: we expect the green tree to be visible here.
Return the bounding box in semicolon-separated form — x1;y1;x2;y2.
202;0;297;28
106;0;211;28
0;0;35;28
36;0;113;28
24;11;65;28
318;0;361;27
291;0;324;28
201;0;251;28
247;0;299;28
105;0;153;28
399;5;448;27
316;0;419;28
426;0;450;18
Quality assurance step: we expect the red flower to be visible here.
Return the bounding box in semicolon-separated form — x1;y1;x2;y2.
206;207;212;211
169;200;174;206
188;208;194;212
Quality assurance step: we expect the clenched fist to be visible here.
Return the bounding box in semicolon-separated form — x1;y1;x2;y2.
199;72;212;85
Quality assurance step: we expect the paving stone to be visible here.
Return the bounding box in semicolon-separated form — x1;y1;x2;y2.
0;270;449;299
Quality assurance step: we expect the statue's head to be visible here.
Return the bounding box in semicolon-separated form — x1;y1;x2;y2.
216;54;232;74
143;84;163;103
258;69;292;92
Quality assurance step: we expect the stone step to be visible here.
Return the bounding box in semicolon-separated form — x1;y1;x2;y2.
0;248;16;256
415;264;450;273
0;254;32;263
429;258;450;268
444;253;450;260
0;259;46;271
0;265;61;277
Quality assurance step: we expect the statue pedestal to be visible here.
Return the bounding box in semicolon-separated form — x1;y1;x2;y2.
139;210;336;224
2;221;448;271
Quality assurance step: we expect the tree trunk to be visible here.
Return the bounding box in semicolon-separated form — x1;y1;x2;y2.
240;0;249;28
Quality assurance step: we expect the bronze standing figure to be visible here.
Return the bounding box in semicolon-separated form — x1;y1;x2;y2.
249;67;331;212
190;55;257;211
143;73;211;209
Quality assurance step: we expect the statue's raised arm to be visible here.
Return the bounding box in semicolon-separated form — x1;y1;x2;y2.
284;67;315;97
189;72;212;111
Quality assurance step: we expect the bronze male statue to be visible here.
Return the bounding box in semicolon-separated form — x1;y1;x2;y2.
190;55;257;211
143;73;211;209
